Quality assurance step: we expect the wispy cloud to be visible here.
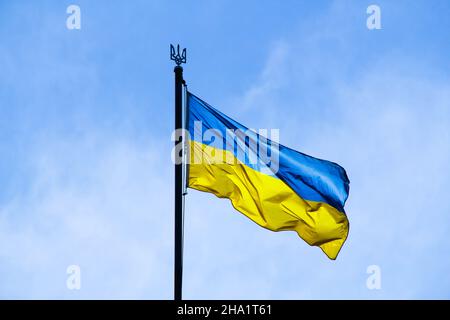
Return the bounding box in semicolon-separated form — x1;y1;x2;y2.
184;1;450;299
0;133;173;298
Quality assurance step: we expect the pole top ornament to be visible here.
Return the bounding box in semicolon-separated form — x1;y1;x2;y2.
170;44;186;66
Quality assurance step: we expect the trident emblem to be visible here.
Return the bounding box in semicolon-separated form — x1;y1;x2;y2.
170;44;187;66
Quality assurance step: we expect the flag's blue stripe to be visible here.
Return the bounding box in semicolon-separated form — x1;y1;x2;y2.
187;92;350;213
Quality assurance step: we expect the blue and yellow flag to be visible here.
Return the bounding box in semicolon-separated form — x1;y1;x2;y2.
186;92;350;259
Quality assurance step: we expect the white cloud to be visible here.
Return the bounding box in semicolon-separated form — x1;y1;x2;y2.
0;133;174;298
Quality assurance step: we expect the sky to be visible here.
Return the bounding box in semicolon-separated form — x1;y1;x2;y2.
1;0;450;299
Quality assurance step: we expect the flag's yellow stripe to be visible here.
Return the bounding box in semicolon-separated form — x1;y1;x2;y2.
188;140;349;260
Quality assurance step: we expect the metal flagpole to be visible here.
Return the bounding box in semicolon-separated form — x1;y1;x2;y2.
170;44;186;301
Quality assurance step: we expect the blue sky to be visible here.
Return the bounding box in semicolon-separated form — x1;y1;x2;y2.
1;0;450;299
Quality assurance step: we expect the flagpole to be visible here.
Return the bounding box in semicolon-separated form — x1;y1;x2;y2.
171;44;186;301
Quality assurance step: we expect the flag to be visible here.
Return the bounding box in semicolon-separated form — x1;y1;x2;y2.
186;92;350;259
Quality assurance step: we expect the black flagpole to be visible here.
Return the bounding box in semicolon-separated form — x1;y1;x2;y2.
171;44;186;301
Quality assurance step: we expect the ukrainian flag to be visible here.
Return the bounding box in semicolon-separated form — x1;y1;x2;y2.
187;92;350;259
